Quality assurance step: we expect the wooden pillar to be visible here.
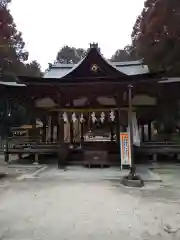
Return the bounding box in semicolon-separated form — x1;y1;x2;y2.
34;153;39;165
56;119;60;142
110;121;114;142
70;120;74;145
148;121;152;141
4;140;9;164
42;116;47;142
50;114;54;142
58;113;64;142
53;112;58;142
80;120;84;145
88;112;92;131
115;93;122;147
31;117;36;142
115;109;120;146
69;100;74;145
46;116;50;142
50;116;53;142
141;125;145;142
115;92;122;167
128;84;134;168
4;152;9;164
57;112;67;169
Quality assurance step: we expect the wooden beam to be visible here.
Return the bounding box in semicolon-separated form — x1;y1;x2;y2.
50;107;136;112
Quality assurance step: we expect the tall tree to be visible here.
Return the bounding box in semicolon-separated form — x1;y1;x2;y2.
132;0;180;75
24;61;42;77
111;46;139;62
131;0;180;138
111;49;131;62
0;0;42;135
56;46;86;64
0;0;29;76
0;0;42;77
0;0;11;7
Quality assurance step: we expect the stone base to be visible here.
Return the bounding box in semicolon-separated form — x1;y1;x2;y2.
121;175;144;187
0;173;7;179
33;162;39;165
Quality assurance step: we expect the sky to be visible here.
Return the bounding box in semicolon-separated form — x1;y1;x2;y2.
10;0;145;70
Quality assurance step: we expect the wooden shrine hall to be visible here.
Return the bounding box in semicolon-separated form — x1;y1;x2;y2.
1;43;179;167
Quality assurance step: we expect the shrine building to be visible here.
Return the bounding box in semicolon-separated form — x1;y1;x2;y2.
0;43;179;167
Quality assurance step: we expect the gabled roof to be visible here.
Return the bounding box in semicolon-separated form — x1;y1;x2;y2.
44;48;149;79
1;43;163;86
52;44;129;81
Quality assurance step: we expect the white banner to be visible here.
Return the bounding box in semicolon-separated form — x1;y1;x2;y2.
120;132;132;168
128;112;141;146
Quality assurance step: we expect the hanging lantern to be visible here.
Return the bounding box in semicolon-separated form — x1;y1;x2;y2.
80;113;85;123
91;112;97;123
63;112;68;123
72;113;77;123
100;112;105;123
110;110;115;122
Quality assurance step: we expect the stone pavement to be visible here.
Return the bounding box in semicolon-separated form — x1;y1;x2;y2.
136;165;162;182
0;165;179;239
2;162;180;239
0;153;161;182
0;154;45;179
23;165;161;182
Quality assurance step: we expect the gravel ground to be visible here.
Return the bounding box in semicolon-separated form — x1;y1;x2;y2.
0;154;44;178
0;166;180;240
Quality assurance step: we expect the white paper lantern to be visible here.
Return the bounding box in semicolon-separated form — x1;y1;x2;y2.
72;113;77;123
63;112;68;123
91;112;97;123
100;112;105;123
80;113;85;123
110;111;115;122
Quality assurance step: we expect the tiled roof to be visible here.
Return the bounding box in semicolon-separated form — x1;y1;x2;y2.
44;60;149;78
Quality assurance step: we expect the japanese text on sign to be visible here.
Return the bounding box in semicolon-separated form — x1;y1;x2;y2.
120;132;131;167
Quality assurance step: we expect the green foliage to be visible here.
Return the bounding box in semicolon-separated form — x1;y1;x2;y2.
130;0;180;137
111;45;139;62
0;1;42;76
0;3;27;75
131;0;180;75
46;45;86;72
24;61;42;77
111;49;131;62
0;98;28;138
0;0;11;8
0;1;42;135
56;46;86;64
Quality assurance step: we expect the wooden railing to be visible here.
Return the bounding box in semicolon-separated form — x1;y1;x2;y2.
3;139;64;164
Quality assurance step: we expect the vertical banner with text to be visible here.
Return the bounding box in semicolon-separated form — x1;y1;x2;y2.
120;132;132;168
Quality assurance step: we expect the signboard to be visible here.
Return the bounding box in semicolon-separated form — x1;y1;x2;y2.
120;132;132;168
